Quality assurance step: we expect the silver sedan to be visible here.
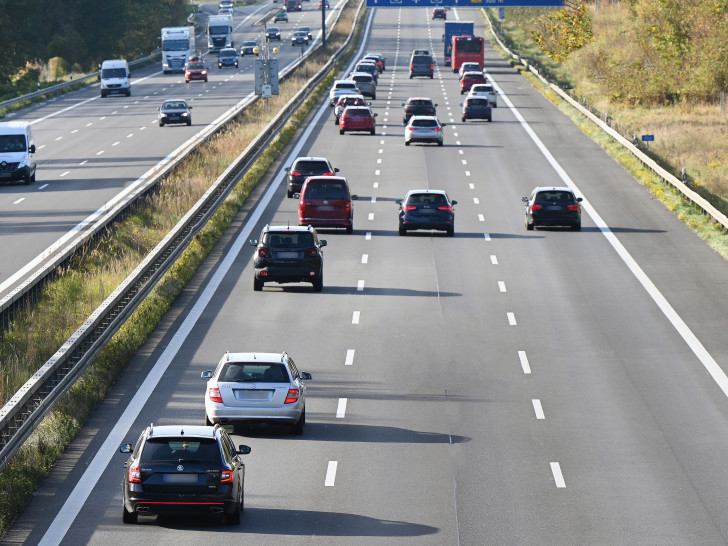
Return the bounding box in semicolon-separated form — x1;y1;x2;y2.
404;115;444;146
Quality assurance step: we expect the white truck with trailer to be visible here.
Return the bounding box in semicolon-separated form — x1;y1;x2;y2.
207;15;233;52
161;26;195;73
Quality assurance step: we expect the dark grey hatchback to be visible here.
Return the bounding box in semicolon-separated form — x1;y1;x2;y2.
523;186;582;230
285;156;339;198
397;189;456;236
250;225;326;291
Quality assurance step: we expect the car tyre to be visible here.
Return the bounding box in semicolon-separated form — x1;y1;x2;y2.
339;129;345;135
462;117;466;122
225;500;241;525
372;94;376;100
398;226;406;236
526;217;534;231
488;116;492;122
187;119;192;126
123;505;138;524
446;227;454;237
572;222;582;231
438;141;443;147
291;409;305;435
370;129;375;135
312;273;323;292
287;189;294;198
405;140;410;146
159;120;164;127
253;277;264;291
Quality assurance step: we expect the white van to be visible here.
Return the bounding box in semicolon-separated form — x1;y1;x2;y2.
100;59;131;97
0;122;36;185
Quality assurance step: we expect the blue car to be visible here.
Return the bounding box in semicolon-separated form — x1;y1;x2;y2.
217;48;239;68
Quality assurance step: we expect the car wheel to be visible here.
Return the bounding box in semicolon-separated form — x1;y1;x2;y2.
287;189;294;198
126;90;131;97
370;129;375;135
123;505;138;524
488;116;492;122
339;129;345;135
334;118;339;125
225;501;241;525
187;119;192;126
405;140;410;146
205;413;212;426
204;78;208;82
159;121;164;127
462;117;466;122
291;409;305;435
446;227;454;237
312;273;323;292
438;140;443;147
526;217;534;231
572;222;582;231
398;226;406;236
409;74;413;79
253;277;263;291
372;94;376;100
24;173;31;185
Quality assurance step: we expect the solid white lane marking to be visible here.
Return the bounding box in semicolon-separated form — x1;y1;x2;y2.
352;311;360;324
532;399;545;419
325;461;338;486
357;280;365;291
362;254;368;264
551;462;566;488
336;398;347;418
13;198;25;205
498;281;506;292
490;255;498;265
519;351;531;374
507;312;517;326
478;214;485;222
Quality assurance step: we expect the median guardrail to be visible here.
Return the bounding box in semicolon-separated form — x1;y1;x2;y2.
0;0;365;473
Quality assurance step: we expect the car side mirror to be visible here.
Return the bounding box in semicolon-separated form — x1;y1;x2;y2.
119;444;132;453
334;168;340;172
373;113;378;117
521;197;528;202
576;197;583;202
201;370;213;379
395;199;402;205
284;167;291;172
401;103;405;107
238;445;252;455
318;240;327;248
249;239;258;246
451;200;457;205
435;104;439;107
188;106;193;110
351;194;359;200
301;372;312;380
29;144;36;154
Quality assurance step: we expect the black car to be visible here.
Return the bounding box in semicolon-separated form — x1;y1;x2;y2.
217;48;239;68
266;27;281;41
461;96;492;122
397;189;456;236
402;97;437;124
285;156;339;198
522;186;582;230
432;7;447;19
120;424;251;524
250;225;326;291
299;26;313;40
158;99;192;126
240;40;259;56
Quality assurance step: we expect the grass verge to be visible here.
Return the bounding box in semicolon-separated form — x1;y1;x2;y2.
0;0;365;535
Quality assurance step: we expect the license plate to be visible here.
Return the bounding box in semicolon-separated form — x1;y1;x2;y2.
234;389;273;401
317;206;334;211
162;473;198;484
276;251;299;259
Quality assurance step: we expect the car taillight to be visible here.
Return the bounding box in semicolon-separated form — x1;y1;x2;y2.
345;202;351;213
410;63;414;70
566;203;579;211
322;171;334;176
402;205;417;211
285;388;301;404
220;469;233;484
128;465;141;484
430;63;434;69
209;387;223;403
432;127;442;131
258;247;270;258
530;204;542;211
437;205;452;212
307;248;319;257
290;171;302;177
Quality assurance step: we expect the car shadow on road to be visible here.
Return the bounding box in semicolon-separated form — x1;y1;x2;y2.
153;508;439;537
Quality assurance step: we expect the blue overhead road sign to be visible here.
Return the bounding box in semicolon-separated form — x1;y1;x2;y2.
367;0;562;6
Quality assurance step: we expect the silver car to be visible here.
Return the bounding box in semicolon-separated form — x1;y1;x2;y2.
405;115;444;146
202;351;312;434
349;72;376;99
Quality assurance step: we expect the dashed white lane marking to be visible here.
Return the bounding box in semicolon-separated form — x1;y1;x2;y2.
461;159;467;165
458;150;463;155
465;171;471;177
352;311;360;324
86;122;93;127
126;133;134;138
60;171;70;177
79;160;88;166
13;198;25;205
532;399;545;419
357;280;365;291
498;281;506;292
362;254;368;264
345;349;355;365
112;141;120;147
370;196;376;203
325;461;338;486
507;312;517;326
96;150;104;156
473;198;479;205
71;130;78;134
55;137;63;141
38;184;48;190
518;351;531;374
368;213;374;221
483;233;491;241
365;232;372;240
490;255;498;265
375;170;380;176
336;399;347;418
551;462;566;488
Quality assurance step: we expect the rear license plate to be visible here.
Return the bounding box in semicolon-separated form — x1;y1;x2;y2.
317;206;334;211
234;389;273;401
276;251;299;259
162;473;198;484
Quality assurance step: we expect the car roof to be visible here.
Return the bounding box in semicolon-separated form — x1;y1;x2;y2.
334;79;357;84
243;40;257;44
265;225;316;233
409;115;439;121
219;48;236;53
223;351;288;362
305;175;347;183
293;156;331;164
463;71;484;77
532;186;574;193
337;94;365;100
147;424;216;439
405;189;449;197
350;72;373;78
406;97;434;102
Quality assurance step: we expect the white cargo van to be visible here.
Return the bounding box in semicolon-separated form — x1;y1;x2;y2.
100;59;131;97
0;122;36;185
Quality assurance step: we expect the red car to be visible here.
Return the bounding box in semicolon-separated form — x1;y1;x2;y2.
339;106;376;135
185;61;208;83
432;7;446;19
460;71;486;94
298;176;358;233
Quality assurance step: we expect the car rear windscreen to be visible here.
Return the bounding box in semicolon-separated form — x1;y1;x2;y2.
221;363;289;382
536;191;574;203
305;181;348;199
263;232;314;247
141;438;221;464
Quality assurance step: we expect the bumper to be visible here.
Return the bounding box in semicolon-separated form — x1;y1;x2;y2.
528;213;580;227
0;165;32;183
341;123;374;132
124;491;237;517
255;264;321;284
206;402;304;424
299;216;352;228
401;218;454;232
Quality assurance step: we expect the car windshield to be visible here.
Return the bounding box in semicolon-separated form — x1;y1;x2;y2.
268;27;279;32
220;362;289;382
141;438;221;464
187;63;205;70
162;101;187;110
305;181;348;199
0;135;26;152
535;191;575;203
220;49;235;56
243;41;256;46
263;231;314;247
336;83;357;90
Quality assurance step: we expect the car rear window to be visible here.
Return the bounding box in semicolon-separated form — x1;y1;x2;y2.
411;119;439;127
304;181;348;199
346;108;370;115
411;56;432;65
141;438;221;464
407;193;446;205
409;100;432;106
220;362;290;382
353;75;372;82
293;160;331;174
467;98;489;107
535;191;575;203
336;83;357;90
263;231;314;247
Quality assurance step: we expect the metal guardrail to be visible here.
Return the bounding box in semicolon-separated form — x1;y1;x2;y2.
0;53;160;113
482;10;728;231
0;0;365;472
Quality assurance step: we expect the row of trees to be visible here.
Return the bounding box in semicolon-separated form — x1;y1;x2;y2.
528;0;728;104
0;0;189;90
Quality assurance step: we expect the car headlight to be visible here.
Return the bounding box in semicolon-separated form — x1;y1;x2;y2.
201;70;207;75
181;112;190;117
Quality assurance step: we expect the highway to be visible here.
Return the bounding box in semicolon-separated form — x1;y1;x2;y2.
0;0;334;301
6;4;728;545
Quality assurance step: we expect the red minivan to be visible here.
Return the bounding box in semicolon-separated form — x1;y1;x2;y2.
298;176;358;233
